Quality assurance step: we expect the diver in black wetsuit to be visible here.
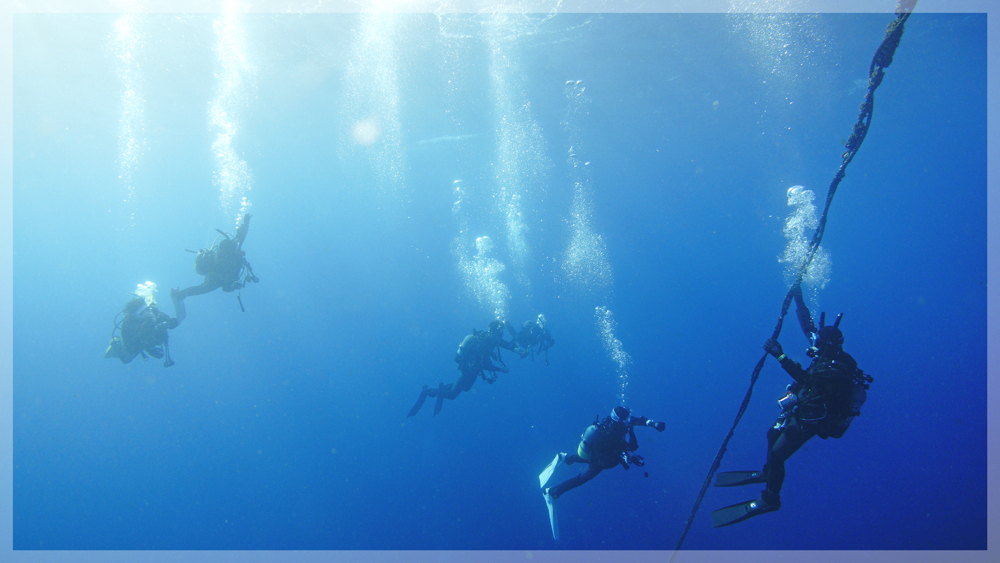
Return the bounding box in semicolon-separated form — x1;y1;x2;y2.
407;320;525;417
104;288;186;368
712;293;872;527
541;406;666;499
506;313;555;365
174;213;258;302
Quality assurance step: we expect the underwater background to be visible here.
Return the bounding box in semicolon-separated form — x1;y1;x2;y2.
10;6;987;552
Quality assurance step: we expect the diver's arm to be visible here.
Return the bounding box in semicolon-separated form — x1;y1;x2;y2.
497;337;527;357
170;289;186;325
630;415;666;432
234;214;251;247
765;338;808;383
625;426;639;452
778;356;808;383
154;310;179;331
542;331;555;349
505;320;519;340
792;286;817;340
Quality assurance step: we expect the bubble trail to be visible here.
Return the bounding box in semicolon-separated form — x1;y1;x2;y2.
484;13;549;287
596;306;631;405
452;177;510;320
453;228;511;322
110;4;145;225
780;185;831;300
560;80;612;291
210;2;255;226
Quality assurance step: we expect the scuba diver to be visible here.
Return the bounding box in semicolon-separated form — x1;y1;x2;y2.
174;213;258;307
539;406;666;501
407;320;525;417
104;282;186;368
506;313;555;365
711;296;873;527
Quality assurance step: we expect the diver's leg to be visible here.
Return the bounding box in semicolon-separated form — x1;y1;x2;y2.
547;464;602;499
452;368;479;394
422;370;471;415
426;382;462;400
763;422;813;503
175;280;219;299
431;383;452;415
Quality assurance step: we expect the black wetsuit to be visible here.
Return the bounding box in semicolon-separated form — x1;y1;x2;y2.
426;330;519;400
548;416;653;498
177;214;256;299
508;320;554;361
764;349;861;500
117;305;179;364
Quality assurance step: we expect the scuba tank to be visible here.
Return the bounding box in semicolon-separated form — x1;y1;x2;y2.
454;333;477;364
194;230;232;276
830;368;873;435
849;384;868;416
195;248;216;276
576;424;599;461
576;416;624;468
842;369;872;424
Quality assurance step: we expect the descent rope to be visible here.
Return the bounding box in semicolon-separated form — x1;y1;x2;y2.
671;2;915;555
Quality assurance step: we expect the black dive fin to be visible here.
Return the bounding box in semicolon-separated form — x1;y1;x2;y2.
433;383;447;416
407;387;429;417
714;470;766;487
711;498;779;528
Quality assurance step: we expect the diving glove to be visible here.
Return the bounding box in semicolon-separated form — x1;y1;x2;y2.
763;338;783;358
645;420;666;432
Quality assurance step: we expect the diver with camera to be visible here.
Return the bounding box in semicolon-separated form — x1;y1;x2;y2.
536;405;666;539
540;406;666;500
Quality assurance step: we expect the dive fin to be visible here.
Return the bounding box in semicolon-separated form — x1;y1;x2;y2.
105;337;124;359
538;453;566;489
407;386;429;417
711;497;779;528
714;470;766;487
543;489;559;540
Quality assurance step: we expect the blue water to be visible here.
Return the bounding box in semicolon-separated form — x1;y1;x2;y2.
12;11;986;551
